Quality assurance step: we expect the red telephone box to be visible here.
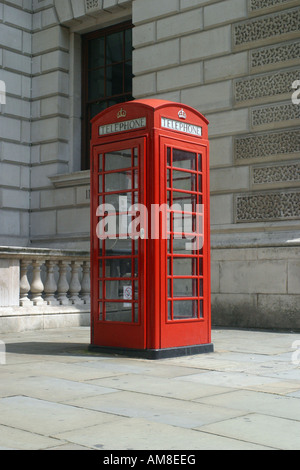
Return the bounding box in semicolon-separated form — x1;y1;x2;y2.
89;99;213;358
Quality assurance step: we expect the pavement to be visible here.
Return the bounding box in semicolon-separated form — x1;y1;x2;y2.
0;326;299;450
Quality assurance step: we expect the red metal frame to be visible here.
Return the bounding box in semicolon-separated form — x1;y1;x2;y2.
90;99;211;354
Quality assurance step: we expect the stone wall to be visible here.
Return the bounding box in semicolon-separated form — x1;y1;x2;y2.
211;243;300;330
0;0;32;246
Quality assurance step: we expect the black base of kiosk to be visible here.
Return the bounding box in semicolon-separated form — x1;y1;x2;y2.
88;343;214;360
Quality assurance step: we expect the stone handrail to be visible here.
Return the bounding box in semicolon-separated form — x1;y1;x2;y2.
0;246;90;308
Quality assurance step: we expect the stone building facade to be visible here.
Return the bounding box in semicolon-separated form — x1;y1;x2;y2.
0;0;299;331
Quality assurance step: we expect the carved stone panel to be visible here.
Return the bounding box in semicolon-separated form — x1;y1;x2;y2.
235;69;299;104
85;0;101;12
251;102;300;130
250;0;299;12
236;191;300;222
235;130;300;162
250;41;300;71
234;9;300;49
252;163;300;185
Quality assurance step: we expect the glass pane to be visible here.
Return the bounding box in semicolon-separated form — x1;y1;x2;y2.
173;257;197;276
105;149;132;171
105;279;132;300
125;29;132;60
124;61;132;93
106;63;124;96
173;278;198;298
98;174;103;192
105;171;132;192
198;175;202;193
99;302;103;321
173;149;196;170
99;154;103;171
90;101;106;119
106;31;123;64
88;37;105;69
104;192;133;212
105;302;132;323
134;303;138;323
198;154;202;172
171;192;197;211
199;258;203;275
173;300;198;319
172;170;196;191
88;69;105;101
104;257;132;277
167;148;172;166
168;301;172;320
172;237;194;255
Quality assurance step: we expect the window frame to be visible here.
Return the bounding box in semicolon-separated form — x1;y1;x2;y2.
81;21;133;170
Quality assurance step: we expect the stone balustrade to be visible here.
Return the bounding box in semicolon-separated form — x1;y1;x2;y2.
0;247;91;333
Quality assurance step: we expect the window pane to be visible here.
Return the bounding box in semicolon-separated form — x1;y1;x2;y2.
106;31;123;64
125;29;132;60
88;69;105;101
106;63;124;96
105;171;132;193
172;170;196;191
105;279;132;300
104;192;133;212
173;278;198;298
172;237;195;255
173;149;197;170
105;149;132;171
173;257;197;276
124;61;132;93
104;257;132;277
173;300;198;319
171;192;197;211
105;302;132;322
89;37;105;69
90;101;106;119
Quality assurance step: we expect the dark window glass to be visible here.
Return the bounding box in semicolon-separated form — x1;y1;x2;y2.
82;22;133;170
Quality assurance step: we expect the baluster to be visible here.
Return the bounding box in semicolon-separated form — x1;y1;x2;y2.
20;259;32;306
57;260;70;305
31;259;45;306
69;261;84;305
81;261;91;304
44;260;59;305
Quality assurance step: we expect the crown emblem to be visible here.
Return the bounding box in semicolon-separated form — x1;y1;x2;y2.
178;108;187;120
117;108;127;119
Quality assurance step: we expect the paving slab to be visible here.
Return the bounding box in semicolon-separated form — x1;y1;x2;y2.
0;375;118;401
64;390;247;429
196;389;300;421
199;414;300;450
173;370;283;389
54;417;269;451
0;396;122;435
0;424;66;450
88;373;233;401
